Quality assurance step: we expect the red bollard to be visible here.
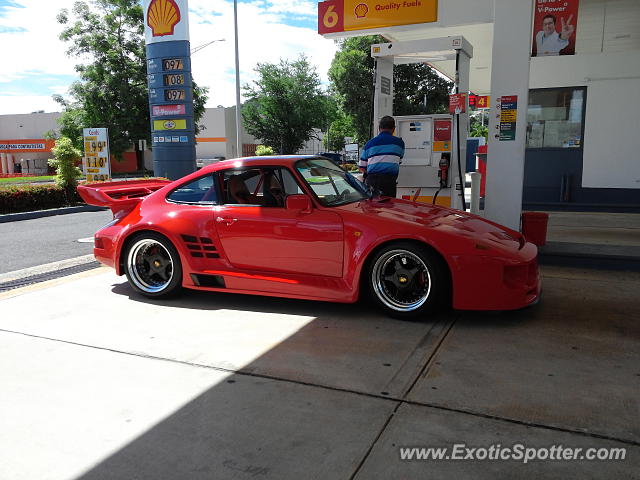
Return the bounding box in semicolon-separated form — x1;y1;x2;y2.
521;211;549;247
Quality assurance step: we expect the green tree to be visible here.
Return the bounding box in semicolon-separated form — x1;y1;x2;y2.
328;35;453;143
323;112;354;152
328;36;377;144
49;137;83;203
393;63;453;115
55;0;208;165
242;55;326;154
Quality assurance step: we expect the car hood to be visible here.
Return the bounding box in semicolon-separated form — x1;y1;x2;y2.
344;197;525;251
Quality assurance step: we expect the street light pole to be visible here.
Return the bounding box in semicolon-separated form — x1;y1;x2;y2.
234;0;242;158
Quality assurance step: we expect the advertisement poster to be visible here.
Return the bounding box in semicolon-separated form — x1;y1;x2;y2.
531;0;579;57
448;94;467;115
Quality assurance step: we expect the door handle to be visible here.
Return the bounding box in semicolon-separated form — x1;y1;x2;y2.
216;216;238;225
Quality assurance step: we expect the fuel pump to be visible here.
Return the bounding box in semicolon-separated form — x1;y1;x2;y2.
370;36;472;211
393;114;455;206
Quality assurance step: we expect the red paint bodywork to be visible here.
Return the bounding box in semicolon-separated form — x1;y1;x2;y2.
78;156;540;311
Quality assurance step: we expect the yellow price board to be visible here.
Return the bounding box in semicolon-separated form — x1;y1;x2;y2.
82;128;111;182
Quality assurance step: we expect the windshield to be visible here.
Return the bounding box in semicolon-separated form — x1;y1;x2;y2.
296;158;368;207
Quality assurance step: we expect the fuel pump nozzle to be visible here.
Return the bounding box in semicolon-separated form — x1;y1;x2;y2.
433;153;450;205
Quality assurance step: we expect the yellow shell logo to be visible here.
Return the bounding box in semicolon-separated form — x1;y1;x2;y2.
354;3;368;18
147;0;181;37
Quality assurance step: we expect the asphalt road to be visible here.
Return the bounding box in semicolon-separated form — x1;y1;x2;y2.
0;210;113;274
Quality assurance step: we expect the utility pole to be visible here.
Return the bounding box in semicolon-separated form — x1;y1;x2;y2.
234;0;242;158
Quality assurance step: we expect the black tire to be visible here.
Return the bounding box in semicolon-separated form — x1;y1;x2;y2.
124;232;183;298
367;242;449;319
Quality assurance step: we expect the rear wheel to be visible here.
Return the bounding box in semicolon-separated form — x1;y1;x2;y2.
368;242;448;319
124;232;182;298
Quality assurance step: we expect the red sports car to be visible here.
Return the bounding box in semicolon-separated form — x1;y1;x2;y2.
78;156;540;318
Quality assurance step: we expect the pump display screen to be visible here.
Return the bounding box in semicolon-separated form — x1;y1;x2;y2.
162;58;184;71
164;89;186;101
163;74;185;86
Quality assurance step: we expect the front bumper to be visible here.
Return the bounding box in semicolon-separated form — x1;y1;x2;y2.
449;242;541;311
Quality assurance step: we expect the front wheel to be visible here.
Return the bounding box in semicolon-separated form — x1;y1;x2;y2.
368;242;448;319
124;232;183;298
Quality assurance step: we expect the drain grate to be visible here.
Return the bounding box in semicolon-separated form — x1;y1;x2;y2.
0;261;101;292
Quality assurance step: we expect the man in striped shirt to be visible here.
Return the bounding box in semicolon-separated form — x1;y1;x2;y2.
359;116;405;197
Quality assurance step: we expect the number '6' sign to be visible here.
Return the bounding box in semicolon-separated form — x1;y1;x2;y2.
318;0;344;34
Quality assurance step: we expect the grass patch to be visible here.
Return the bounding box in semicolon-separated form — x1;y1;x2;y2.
0;176;55;185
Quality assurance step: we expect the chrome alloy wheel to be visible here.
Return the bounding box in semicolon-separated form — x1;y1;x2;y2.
127;238;175;294
371;249;432;312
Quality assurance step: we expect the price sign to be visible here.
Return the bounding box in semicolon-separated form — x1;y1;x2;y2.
82;128;111;182
163;73;185;86
162;58;184;70
164;89;186;101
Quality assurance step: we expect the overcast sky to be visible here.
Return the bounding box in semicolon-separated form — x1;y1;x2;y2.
0;0;337;115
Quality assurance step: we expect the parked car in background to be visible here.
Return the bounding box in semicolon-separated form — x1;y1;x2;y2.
196;156;225;169
320;152;344;166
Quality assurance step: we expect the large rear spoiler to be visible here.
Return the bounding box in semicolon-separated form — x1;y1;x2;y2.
77;179;171;216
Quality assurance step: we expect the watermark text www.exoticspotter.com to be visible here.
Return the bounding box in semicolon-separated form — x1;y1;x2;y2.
399;444;626;464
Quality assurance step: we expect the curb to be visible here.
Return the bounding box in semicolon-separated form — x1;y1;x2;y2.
539;241;640;271
0;205;108;223
0;254;100;292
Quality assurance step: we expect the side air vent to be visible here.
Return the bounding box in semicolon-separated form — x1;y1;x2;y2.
180;234;220;259
191;274;226;288
181;234;198;243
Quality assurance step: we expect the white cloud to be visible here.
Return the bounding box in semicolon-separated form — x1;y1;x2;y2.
0;0;78;85
0;0;337;114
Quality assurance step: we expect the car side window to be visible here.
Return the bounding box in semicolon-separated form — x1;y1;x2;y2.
222;167;303;207
166;175;218;204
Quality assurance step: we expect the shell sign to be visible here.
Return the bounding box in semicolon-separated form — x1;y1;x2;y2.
147;0;181;37
318;0;438;35
143;0;189;44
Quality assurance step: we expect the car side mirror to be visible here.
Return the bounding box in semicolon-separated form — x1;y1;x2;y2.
286;194;312;213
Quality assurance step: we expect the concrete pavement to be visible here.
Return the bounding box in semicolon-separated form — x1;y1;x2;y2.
0;265;638;479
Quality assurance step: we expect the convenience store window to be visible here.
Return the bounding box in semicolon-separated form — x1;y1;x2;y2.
526;87;586;149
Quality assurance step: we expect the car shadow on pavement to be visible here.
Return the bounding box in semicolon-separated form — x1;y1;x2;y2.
110;279;388;319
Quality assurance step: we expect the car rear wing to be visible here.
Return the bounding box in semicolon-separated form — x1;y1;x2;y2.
77;179;171;216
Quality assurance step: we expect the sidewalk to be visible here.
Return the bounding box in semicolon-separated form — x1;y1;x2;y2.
540;211;640;270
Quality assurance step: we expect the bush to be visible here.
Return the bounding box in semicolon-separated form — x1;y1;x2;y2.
49;136;82;202
256;145;275;156
0;184;81;214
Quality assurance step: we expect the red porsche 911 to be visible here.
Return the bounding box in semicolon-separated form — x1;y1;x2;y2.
78;156;540;319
